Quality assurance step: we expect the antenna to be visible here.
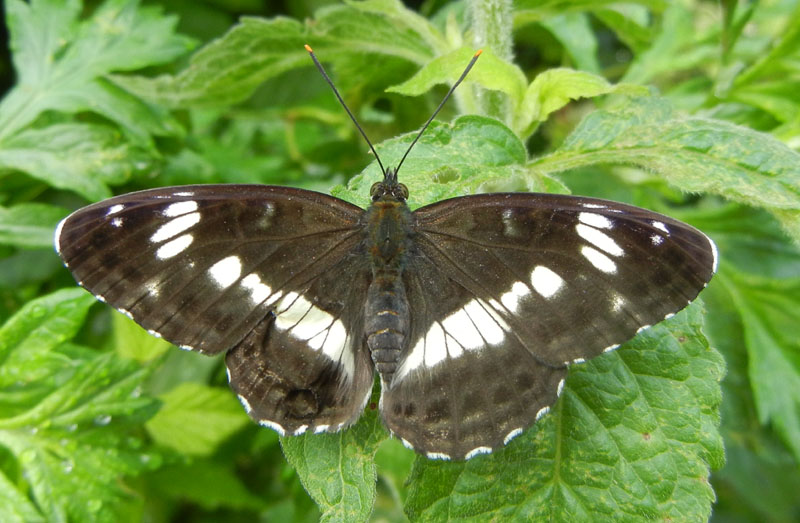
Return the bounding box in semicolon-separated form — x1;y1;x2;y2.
305;44;386;176
305;45;482;179
395;50;481;175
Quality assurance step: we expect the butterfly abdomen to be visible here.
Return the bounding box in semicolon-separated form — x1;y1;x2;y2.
365;273;410;378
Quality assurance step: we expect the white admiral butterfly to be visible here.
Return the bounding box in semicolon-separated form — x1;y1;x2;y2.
55;47;717;460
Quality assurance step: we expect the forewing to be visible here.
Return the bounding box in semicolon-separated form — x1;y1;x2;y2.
412;192;716;366
56;184;375;431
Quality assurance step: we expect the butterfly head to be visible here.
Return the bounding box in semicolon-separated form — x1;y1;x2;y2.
370;168;409;202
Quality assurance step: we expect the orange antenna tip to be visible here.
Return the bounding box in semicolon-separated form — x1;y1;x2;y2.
304;44;313;53
475;49;483;57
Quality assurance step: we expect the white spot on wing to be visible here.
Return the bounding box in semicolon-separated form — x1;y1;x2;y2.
651;234;664;245
504;428;523;445
314;424;330;433
147;329;162;339
241;273;272;304
708;235;719;273
424;322;448;367
652;221;669;234
603;344;619;353
465;446;492;459
54;217;67;254
500;281;530;313
294;425;308;435
577;224;624;257
237;394;252;413
530;266;564;298
111;217;123;228
401;438;414;450
463;300;504;344
535;406;550;420
174;191;195;197
557;379;565;397
259;420;286;436
427;452;450;460
611;293;625;313
208;256;242;288
581;246;617;273
150;212;201;243
163;200;198;217
107;204;125;216
581;202;606;209
636;324;651;334
442;307;483;350
579;212;613;229
571;357;585;364
156;234;194;260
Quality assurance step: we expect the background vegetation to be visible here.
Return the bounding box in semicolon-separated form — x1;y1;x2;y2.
0;0;798;521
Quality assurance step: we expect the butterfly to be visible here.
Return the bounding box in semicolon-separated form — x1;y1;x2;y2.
54;47;717;460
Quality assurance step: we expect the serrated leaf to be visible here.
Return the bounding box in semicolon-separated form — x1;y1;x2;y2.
332;115;529;209
531;97;800;239
722;269;800;462
0;290;160;522
0;123;155;201
281;385;386;523
0;203;69;248
0;288;95;387
387;47;527;114
517;68;649;137
110;16;309;108
145;382;250;456
113;0;439;110
405;304;724;521
0;0;194;141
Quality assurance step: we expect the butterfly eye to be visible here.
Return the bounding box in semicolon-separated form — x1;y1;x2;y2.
398;184;409;200
370;182;382;199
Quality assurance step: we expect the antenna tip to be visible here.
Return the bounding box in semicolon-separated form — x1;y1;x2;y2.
474;49;483;57
304;44;313;53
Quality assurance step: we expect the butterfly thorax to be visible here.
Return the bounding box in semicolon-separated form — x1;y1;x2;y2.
363;172;413;381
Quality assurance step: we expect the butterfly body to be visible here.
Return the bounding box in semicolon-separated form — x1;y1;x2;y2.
364;172;414;380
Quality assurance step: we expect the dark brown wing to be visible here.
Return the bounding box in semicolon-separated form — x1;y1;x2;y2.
56;184;376;433
379;192;716;459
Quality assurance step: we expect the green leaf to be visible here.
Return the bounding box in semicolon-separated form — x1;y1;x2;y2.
539;12;600;73
387;47;528;116
281;385;387;523
516;68;649;137
113;0;439;109
405;304;724;520
112;310;171;362
722;270;800;462
0;204;69;248
0;290;160;522
333;116;531;209
0;0;194;141
0;123;155;201
145;382;250;456
146;461;265;510
0;288;95;387
531;97;800;240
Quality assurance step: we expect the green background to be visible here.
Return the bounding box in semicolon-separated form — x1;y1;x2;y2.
0;1;798;521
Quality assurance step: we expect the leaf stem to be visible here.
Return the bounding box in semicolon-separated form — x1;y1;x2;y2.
467;0;513;123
